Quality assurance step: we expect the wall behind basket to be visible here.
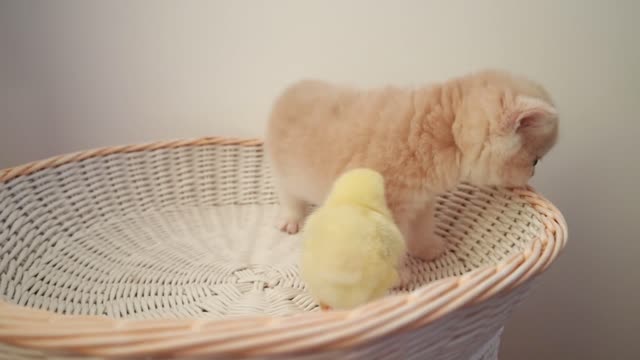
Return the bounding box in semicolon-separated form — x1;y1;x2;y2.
0;1;638;359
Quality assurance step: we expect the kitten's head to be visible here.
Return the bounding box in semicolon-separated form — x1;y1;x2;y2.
453;70;559;187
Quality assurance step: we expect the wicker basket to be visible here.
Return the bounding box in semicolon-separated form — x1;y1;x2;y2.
0;137;567;360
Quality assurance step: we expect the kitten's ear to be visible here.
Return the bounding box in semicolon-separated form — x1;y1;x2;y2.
504;96;558;133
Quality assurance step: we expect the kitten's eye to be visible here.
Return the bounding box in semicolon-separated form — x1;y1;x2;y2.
533;158;539;166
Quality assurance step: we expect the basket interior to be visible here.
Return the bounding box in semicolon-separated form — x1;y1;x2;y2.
0;144;544;319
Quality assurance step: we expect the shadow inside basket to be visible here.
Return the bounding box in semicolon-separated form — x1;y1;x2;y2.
0;144;545;320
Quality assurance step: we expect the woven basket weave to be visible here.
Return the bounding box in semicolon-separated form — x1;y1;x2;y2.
0;137;567;359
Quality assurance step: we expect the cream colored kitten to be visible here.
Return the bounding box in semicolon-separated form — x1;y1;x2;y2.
265;69;558;261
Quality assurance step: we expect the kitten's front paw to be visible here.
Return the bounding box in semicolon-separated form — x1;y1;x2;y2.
276;217;303;234
408;234;446;261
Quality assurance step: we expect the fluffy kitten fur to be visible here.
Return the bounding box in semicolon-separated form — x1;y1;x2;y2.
265;69;559;261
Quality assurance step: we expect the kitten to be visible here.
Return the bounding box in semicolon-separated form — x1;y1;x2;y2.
265;69;558;261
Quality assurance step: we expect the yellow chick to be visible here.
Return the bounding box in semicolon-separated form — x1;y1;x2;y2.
300;168;406;311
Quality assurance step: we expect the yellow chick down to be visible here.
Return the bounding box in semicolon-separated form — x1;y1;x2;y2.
300;168;406;310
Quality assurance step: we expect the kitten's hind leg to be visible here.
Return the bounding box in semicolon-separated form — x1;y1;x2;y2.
273;177;307;234
277;191;307;234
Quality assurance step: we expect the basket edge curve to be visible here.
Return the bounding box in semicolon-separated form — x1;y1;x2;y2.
0;136;262;183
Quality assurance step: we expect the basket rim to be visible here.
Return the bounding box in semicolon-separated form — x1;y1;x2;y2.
0;136;568;359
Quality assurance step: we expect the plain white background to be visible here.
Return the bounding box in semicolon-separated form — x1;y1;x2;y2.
1;1;638;358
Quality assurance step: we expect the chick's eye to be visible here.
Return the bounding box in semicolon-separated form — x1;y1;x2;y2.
533;158;539;166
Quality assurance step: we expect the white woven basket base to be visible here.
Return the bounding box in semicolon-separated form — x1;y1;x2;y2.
0;145;542;319
0;200;537;319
